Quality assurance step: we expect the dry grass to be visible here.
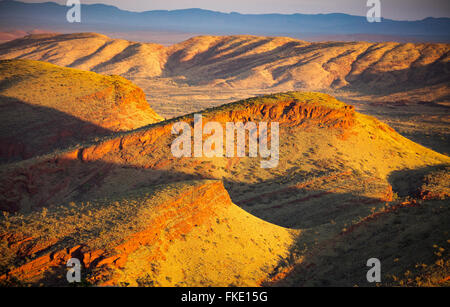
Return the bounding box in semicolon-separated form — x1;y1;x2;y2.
0;85;448;286
0;180;298;286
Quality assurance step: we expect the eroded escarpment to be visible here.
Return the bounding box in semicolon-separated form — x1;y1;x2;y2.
75;92;356;162
212;96;355;129
0;180;298;286
0;92;358;213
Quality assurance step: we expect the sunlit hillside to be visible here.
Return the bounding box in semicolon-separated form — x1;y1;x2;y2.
0;180;299;286
0;91;448;286
1;33;448;118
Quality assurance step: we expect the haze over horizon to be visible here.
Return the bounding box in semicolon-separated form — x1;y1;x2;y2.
15;0;450;21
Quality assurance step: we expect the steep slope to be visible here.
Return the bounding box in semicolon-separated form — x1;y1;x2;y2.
0;180;298;286
0;59;163;163
0;92;448;217
0;92;448;286
0;33;448;118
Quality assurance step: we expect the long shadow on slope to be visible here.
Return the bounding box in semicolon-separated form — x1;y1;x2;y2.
0;156;215;213
1;148;382;226
220;169;390;229
388;164;449;197
162;38;449;94
162;40;307;82
267;165;450;286
2;154;448;286
269;196;449;287
0;96;113;164
0;153;390;234
0;155;393;286
344;59;450;96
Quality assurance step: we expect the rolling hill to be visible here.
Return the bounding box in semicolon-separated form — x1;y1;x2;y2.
0;59;163;163
1;33;448;119
0;91;448;286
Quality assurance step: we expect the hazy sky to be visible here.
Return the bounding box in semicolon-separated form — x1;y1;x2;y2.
19;0;450;20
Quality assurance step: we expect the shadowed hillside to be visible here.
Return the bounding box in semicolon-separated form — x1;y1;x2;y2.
0;59;163;163
269;166;449;287
0;92;448;286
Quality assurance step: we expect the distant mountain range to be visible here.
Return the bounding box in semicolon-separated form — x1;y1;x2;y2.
0;0;449;43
